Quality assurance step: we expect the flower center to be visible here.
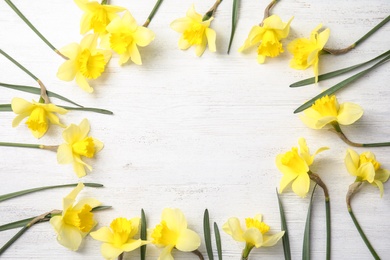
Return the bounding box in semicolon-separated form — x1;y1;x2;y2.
72;137;95;158
183;23;205;45
151;221;178;246
359;154;380;170
281;147;308;174
63;204;94;232
90;7;109;33
78;49;107;79
25;106;48;134
110;33;133;54
311;95;339;117
110;218;133;247
245;218;270;234
258;31;283;57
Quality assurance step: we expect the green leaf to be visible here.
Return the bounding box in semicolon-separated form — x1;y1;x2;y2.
0;225;30;256
0;183;103;202
203;209;214;260
302;184;317;260
290;50;390;87
214;222;222;260
0;104;113;115
0;217;34;232
140;209;147;260
227;0;239;54
276;189;291;260
294;54;390;113
0;82;83;107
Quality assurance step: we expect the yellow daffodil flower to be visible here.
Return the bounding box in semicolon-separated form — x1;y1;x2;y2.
345;149;390;197
170;5;216;57
276;138;328;197
151;208;201;259
57;34;111;93
288;24;330;82
239;15;293;63
50;183;101;251
74;0;126;35
11;97;67;139
102;11;155;65
90;217;149;259
300;95;363;130
223;214;284;258
57;118;103;178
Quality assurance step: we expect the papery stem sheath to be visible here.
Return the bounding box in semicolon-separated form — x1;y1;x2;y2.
143;0;164;27
4;0;68;60
203;0;223;21
261;0;278;25
192;249;204;260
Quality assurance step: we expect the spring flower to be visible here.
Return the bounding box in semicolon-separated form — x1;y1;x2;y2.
223;214;284;258
239;15;293;63
74;0;126;35
170;5;216;57
90;217;149;259
50;183;101;250
57;118;103;178
102;11;155;65
300;95;363;130
288;24;330;82
11;97;67;138
345;149;390;197
151;208;201;259
276;138;328;197
57;34;111;93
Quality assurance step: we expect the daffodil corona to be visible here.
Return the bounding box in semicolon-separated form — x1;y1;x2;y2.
50;183;101;251
90;217;149;259
57;118;103;177
57;34;111;93
239;15;293;63
151;208;201;259
276;138;328;197
171;5;216;57
11;97;67;139
223;214;284;259
288;24;330;82
103;11;155;65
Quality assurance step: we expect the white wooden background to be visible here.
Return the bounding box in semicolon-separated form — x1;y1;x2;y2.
0;0;389;259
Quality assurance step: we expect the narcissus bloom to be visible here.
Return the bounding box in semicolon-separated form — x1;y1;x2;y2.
288;24;330;82
239;15;293;63
50;183;101;250
300;95;363;130
276;138;328;197
103;11;155;65
170;5;216;57
345;149;390;197
57;118;103;178
57;34;111;93
223;214;284;258
151;208;201;259
90;217;149;259
11;97;67;139
74;0;126;35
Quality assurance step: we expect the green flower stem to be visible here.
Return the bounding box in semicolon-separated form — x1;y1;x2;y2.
276;189;291;260
202;0;223;21
309;172;331;260
143;0;164;27
241;243;254;260
4;0;68;60
346;182;380;260
0;103;113;115
0;183;103;203
324;14;390;55
0;142;58;151
0;225;29;256
261;0;278;25
191;249;204;260
0;49;50;103
330;122;390;147
227;0;240;54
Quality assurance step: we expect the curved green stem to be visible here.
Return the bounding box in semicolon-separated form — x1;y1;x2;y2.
241;243;254;260
143;0;164;27
0;142;42;149
202;0;223;21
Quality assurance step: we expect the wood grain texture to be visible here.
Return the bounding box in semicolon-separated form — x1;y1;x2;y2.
0;0;389;259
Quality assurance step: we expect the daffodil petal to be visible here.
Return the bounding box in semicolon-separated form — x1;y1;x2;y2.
134;26;155;47
186;4;202;21
178;36;191;50
129;43;142;65
122;239;147;251
337;102;363;125
57;60;78;81
243;228;263;248
78;118;90;139
73;159;88;178
74;198;101;209
59;43;80;60
222;217;245;242
291;172;310;198
159;245;175;260
63;124;81;144
90;227;113;243
170;18;192;33
11;98;33;114
93;138;104;153
205;28;216;52
162;208;187;232
372;180;384;197
262;231;285;247
56;224;83;251
57;144;74;164
101;243;123;259
357;162;375;183
195;38;207;57
12;112;30;127
375;168;390;183
176;229;201;251
75;73;94;93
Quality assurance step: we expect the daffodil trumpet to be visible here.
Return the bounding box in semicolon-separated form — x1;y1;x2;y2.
330;122;390;147
0;49;50;103
202;0;223;21
4;0;68;59
142;0;164;27
323;14;390;55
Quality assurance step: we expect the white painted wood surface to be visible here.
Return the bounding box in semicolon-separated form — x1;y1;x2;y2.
0;0;389;259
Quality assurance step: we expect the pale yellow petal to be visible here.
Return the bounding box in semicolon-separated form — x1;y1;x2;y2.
205;28;216;52
30;125;48;139
59;43;81;60
57;60;78;81
80;34;99;51
291;172;310;198
78;118;90;139
357;163;375;183
73;158;88;178
122;239;148;251
134;26;155;47
162;208;187;232
128;217;140;237
46;113;65;128
63;123;81;144
257;55;266;64
94;138;104;153
11;98;32;114
57;144;74;164
186;4;202;21
238;26;263;52
317;28;330;49
74;198;101;209
243;228;263;247
170;17;192;33
279;172;298;193
63;183;84;209
263;15;285;30
375;168;390;183
178;36;192;50
345;149;359;176
119;51;131;65
159;245;175;260
122;11;138;32
12;112;30;127
80;13;92;34
222;217;245;242
176;229;201;251
195;38;207;57
129;43;142;65
101;243;124;259
315;116;337;129
262;231;285;247
56;224;83;251
75;73;94;93
50;215;63;233
372;180;385;197
276;17;294;39
90;227;114;243
337;102;363;125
